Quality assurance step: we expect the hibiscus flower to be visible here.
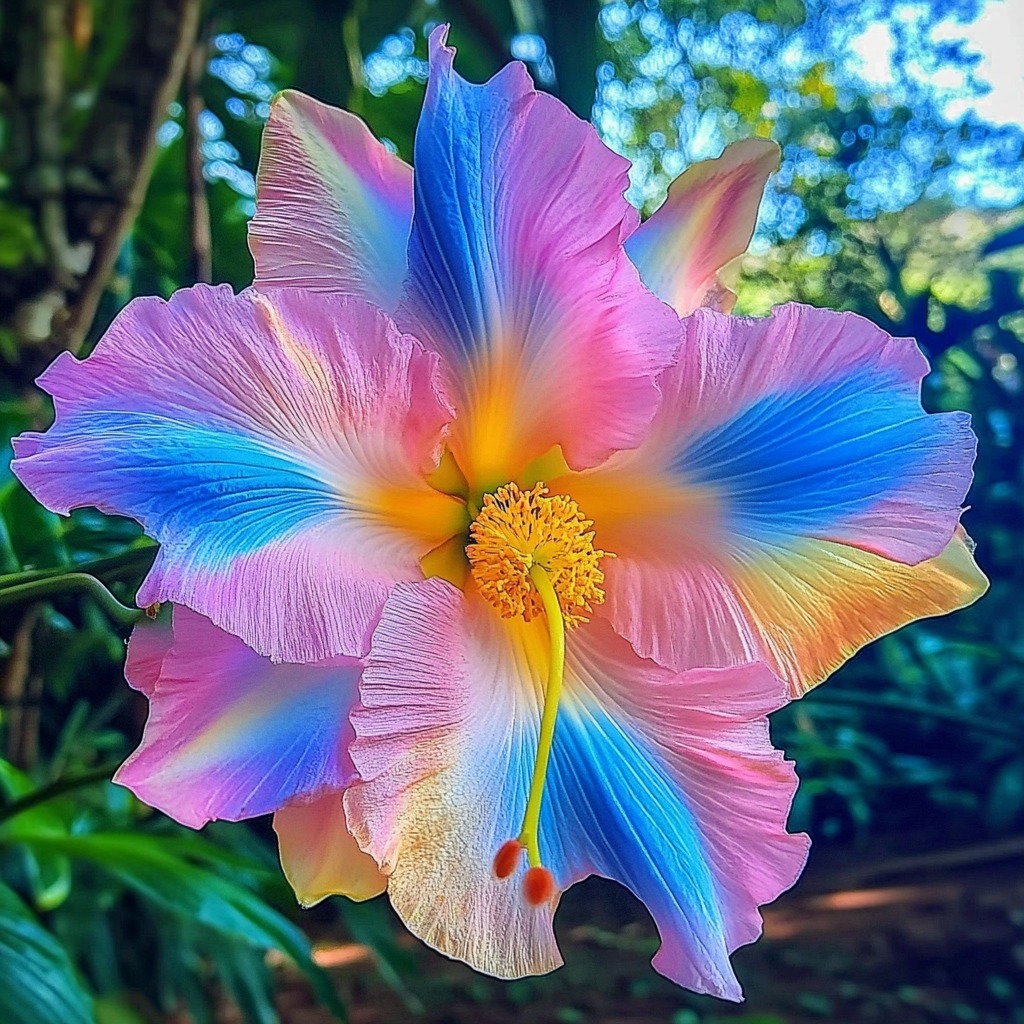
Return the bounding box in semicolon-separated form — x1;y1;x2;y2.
11;26;985;1000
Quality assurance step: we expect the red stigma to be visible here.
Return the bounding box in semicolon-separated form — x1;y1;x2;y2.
493;839;524;879
523;866;555;905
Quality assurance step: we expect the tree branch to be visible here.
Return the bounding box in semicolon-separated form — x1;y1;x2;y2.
3;0;203;380
185;26;212;284
28;0;73;285
0;606;42;768
56;0;203;356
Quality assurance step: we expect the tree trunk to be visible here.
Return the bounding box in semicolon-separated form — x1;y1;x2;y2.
0;0;202;383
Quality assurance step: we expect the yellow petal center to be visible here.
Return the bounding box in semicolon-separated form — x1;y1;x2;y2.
467;482;610;629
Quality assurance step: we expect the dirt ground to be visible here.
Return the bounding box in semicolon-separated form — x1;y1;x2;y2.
245;839;1024;1024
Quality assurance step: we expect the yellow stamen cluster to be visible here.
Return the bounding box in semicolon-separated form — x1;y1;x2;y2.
467;483;610;628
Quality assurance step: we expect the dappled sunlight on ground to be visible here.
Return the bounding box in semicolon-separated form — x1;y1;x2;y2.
246;840;1024;1024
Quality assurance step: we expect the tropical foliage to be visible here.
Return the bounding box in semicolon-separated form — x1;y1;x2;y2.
1;0;1021;1020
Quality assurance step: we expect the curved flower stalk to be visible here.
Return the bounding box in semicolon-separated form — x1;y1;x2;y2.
12;26;986;1000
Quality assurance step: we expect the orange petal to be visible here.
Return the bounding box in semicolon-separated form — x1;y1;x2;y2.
274;793;386;907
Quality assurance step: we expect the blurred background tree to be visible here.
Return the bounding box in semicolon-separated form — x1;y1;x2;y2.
1;1;1022;1022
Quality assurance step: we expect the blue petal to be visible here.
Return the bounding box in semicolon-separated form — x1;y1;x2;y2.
542;700;738;999
675;366;969;544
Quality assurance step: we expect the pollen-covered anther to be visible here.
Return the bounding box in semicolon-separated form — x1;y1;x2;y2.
467;482;611;628
493;838;525;879
523;866;556;906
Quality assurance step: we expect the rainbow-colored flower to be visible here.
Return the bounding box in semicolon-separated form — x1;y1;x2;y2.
12;27;986;1000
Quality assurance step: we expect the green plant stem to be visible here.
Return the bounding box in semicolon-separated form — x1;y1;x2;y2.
0;542;156;590
0;573;143;627
0;761;120;824
803;690;1021;742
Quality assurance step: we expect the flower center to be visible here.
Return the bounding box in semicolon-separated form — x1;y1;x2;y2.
467;482;611;905
467;482;608;629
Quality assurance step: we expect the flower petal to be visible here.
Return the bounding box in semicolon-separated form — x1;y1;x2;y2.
625;139;779;315
116;607;362;828
274;793;386;907
249;90;413;309
344;582;807;998
730;529;985;690
13;285;459;662
397;26;678;487
551;620;808;999
344;580;562;980
555;303;987;694
123;610;172;698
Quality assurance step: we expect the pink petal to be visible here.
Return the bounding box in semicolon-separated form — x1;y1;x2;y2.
123;613;172;698
344;580;563;980
397;26;679;488
116;608;362;827
250;91;413;309
554;303;986;694
625;139;779;314
13;285;460;662
561;619;808;998
344;582;807;998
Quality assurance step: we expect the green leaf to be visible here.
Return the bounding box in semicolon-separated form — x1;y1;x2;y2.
985;757;1024;833
93;996;147;1024
0;513;19;574
539;0;601;119
214;943;279;1024
0;881;94;1024
20;833;347;1021
0;757;35;799
339;898;423;1012
0;761;78;911
0;764;119;827
0;480;69;572
0;201;45;270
